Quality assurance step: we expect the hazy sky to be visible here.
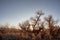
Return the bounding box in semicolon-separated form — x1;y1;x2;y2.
0;0;60;26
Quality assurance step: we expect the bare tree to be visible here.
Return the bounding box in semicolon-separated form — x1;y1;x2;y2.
19;20;30;31
30;11;44;29
44;15;58;40
44;15;58;29
30;11;44;36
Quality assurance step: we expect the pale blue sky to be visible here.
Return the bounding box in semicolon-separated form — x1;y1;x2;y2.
0;0;60;26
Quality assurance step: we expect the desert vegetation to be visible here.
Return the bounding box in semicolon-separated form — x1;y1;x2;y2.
0;11;60;40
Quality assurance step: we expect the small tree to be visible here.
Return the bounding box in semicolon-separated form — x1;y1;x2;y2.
30;11;44;36
44;15;58;40
19;20;30;31
44;15;58;29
